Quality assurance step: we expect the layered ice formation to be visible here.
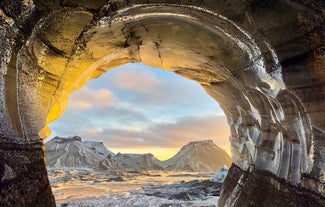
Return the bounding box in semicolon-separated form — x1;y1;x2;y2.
0;0;323;206
212;166;229;183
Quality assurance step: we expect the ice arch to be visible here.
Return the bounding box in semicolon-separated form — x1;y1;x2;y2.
0;0;323;206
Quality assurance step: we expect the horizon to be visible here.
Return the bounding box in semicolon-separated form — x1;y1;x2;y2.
47;136;231;161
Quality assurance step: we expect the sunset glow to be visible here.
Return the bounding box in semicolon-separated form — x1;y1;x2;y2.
49;63;231;158
109;147;180;161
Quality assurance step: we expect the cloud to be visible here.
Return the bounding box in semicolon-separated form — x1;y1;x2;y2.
78;115;230;152
104;108;148;124
95;89;116;108
51;105;149;137
148;116;230;147
51;93;149;137
105;65;213;106
70;100;92;110
50;116;95;136
110;68;159;94
68;87;116;110
49;64;230;155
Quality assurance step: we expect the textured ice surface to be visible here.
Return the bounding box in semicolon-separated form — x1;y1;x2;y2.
49;170;219;207
59;194;219;207
211;166;229;183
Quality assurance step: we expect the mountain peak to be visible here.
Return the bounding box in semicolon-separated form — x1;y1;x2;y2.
188;140;214;145
46;136;114;170
163;140;232;172
46;136;232;172
52;135;82;143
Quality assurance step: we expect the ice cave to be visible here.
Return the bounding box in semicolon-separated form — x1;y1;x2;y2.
0;0;324;206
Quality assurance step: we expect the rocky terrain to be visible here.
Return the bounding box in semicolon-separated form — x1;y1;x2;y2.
46;136;114;170
46;136;231;172
111;153;164;171
48;169;223;207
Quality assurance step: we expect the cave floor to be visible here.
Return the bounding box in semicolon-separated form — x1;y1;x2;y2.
49;169;220;207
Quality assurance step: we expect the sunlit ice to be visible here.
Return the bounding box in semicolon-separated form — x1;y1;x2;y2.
1;2;322;206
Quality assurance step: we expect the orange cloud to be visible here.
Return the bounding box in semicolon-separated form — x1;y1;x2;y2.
50;64;231;159
69;87;116;110
80;115;231;158
111;68;159;94
70;100;92;109
94;89;116;108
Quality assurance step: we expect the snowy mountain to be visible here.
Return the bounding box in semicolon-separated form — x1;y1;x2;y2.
162;140;232;172
46;137;232;173
46;136;114;170
46;136;162;171
111;153;163;171
211;165;229;182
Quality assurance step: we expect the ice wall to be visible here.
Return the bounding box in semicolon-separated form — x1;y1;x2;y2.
0;0;323;206
16;3;315;185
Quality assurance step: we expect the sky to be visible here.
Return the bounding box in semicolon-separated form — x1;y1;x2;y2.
49;63;231;160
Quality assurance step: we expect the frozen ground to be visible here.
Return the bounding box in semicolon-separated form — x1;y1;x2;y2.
48;169;220;207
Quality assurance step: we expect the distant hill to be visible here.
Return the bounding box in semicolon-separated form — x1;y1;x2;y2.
111;153;163;171
46;136;114;170
46;136;232;172
162;140;232;172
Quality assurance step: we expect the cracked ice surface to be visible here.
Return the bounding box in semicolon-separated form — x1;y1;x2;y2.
59;193;219;207
49;170;219;207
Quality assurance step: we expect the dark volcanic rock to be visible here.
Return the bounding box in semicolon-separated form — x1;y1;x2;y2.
0;141;55;206
219;164;325;207
171;192;192;201
160;204;182;207
143;179;222;201
106;176;125;182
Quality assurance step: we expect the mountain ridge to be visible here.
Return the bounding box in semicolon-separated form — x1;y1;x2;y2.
46;136;114;170
46;136;232;172
162;139;232;172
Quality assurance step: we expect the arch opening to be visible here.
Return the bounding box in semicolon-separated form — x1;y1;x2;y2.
46;63;234;205
48;62;232;161
17;4;312;183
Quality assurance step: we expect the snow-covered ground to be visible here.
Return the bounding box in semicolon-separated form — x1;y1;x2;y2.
49;169;220;207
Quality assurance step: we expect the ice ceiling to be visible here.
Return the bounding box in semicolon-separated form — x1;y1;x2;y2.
0;0;324;206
